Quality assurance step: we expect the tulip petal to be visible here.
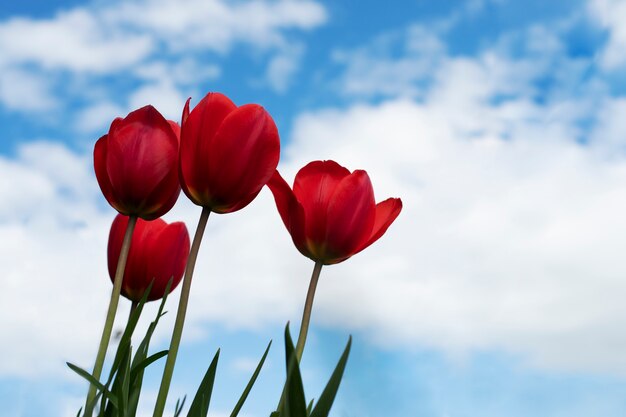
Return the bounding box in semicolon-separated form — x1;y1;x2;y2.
120;218;157;301
144;222;190;301
205;104;280;211
94;135;120;211
168;120;181;141
138;171;182;220
108;215;190;302
324;170;376;263
268;170;308;256
356;198;402;254
180;93;237;205
105;106;179;215
293;160;350;248
107;214;127;281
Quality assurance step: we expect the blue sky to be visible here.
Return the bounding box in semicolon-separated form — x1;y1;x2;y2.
3;0;626;416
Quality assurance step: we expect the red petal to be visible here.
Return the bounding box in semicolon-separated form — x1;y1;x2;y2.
267;170;308;256
356;198;402;254
105;106;179;215
205;104;280;211
144;221;190;301
107;214;128;282
181;97;191;125
120;218;159;301
94;135;121;212
324;170;376;263
108;215;190;302
293;160;350;249
167;120;181;142
179;93;236;206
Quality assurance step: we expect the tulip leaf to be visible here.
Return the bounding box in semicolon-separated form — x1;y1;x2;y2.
187;349;220;417
309;337;351;417
66;362;119;409
107;281;154;387
280;325;307;417
127;280;172;417
230;340;272;417
306;399;314;416
174;396;187;417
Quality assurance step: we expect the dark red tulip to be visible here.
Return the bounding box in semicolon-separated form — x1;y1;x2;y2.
94;105;181;220
179;92;280;213
108;214;190;302
268;160;402;265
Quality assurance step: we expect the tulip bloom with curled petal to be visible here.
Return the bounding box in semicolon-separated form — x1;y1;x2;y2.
268;160;402;265
179;92;280;213
94;106;181;220
108;214;190;302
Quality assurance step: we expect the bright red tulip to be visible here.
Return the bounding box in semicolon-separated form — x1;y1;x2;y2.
108;214;190;302
179;92;280;213
94;105;182;220
268;160;402;265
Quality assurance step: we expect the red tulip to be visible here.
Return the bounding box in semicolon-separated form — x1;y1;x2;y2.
268;160;402;265
108;214;190;302
94;105;181;220
179;92;280;213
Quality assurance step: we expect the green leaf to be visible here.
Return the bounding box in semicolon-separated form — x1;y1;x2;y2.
66;362;119;409
281;325;307;417
174;396;187;417
306;399;314;416
127;280;172;417
309;337;351;417
230;340;272;417
187;349;220;417
106;281;154;387
131;279;171;372
131;350;168;374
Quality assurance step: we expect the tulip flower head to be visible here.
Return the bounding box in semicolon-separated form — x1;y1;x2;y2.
179;92;280;213
94;106;181;220
268;160;402;265
108;214;190;302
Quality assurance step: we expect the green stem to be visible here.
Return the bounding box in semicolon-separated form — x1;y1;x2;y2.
129;300;138;322
294;261;323;362
153;207;211;417
84;215;137;417
276;261;324;413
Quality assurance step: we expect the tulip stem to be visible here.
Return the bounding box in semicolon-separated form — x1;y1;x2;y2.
84;215;137;417
276;261;324;413
295;261;323;362
153;207;211;417
129;301;138;321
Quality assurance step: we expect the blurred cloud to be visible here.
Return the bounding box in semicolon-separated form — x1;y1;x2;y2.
0;0;326;121
588;0;626;69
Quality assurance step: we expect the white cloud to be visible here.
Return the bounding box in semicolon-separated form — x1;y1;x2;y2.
332;24;447;98
588;0;626;69
0;141;111;377
75;102;126;133
0;0;327;112
109;0;326;53
0;68;58;112
134;59;221;86
265;44;305;93
0;9;153;73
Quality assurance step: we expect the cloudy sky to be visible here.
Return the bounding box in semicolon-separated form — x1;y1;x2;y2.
3;0;626;415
